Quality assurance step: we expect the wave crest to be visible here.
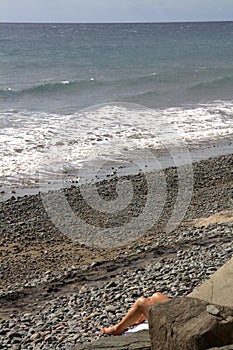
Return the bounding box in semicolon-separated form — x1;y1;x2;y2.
0;78;102;97
189;75;233;90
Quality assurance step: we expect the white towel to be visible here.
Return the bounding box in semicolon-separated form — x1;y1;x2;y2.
123;322;149;334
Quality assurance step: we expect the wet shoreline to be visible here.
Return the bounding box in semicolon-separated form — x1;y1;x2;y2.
1;139;232;203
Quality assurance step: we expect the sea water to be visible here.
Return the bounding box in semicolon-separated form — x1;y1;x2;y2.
0;22;233;192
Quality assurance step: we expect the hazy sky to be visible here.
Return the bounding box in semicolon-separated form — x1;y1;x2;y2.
0;0;233;23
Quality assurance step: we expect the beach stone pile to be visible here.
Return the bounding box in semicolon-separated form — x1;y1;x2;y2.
0;154;232;289
0;228;232;349
0;154;232;349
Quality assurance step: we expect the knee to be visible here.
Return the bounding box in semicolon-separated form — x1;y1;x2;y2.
136;296;148;307
152;292;163;299
151;292;169;303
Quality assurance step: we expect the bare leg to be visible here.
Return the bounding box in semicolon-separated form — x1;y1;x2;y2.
134;292;170;325
135;313;146;325
101;292;170;335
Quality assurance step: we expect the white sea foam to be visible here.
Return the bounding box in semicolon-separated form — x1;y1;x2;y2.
0;101;232;188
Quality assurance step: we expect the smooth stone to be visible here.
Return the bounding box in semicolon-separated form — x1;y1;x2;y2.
106;305;117;313
206;305;220;316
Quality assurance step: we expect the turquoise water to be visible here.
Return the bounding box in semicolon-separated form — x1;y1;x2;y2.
0;22;233;188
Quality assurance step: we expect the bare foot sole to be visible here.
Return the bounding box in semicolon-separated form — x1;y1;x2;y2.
100;326;122;336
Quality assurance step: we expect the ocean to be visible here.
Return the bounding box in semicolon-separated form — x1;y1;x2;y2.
0;22;233;196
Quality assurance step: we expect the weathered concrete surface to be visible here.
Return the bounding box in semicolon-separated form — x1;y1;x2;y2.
188;257;233;307
72;330;151;350
148;297;233;350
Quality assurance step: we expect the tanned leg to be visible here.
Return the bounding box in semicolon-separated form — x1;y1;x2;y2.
135;292;169;324
101;292;170;335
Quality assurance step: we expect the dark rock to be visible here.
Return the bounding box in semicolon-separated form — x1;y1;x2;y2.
72;330;150;350
148;297;233;350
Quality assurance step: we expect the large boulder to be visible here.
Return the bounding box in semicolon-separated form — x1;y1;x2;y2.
72;330;151;350
148;297;233;350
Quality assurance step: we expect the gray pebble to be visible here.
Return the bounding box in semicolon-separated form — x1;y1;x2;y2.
206;304;220;316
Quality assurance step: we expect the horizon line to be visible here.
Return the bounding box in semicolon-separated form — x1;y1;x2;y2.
0;19;232;25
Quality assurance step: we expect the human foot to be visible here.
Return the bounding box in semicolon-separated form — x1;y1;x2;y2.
100;325;122;336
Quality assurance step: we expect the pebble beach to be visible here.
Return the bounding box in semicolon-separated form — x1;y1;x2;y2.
0;152;232;349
